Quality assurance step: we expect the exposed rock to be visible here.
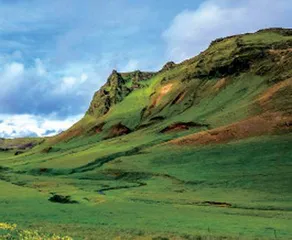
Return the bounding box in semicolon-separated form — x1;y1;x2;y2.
88;122;105;135
160;122;209;133
161;61;176;71
105;123;131;139
87;70;155;118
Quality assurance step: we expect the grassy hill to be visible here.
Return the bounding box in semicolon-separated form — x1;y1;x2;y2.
0;28;292;240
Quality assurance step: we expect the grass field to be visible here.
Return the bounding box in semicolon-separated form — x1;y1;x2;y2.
1;133;292;239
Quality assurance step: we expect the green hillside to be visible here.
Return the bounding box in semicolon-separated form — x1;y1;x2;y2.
0;28;292;240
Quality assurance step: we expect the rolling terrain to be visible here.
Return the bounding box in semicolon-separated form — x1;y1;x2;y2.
0;28;292;240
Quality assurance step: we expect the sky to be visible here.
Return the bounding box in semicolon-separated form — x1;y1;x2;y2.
0;0;291;138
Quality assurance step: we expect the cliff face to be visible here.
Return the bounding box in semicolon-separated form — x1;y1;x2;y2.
87;70;155;117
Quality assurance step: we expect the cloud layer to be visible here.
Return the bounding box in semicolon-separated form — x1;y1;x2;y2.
0;114;82;138
163;0;292;62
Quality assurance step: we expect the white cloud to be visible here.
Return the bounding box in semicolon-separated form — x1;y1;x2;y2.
0;62;24;95
4;62;24;78
0;114;82;138
62;76;77;88
35;58;47;76
121;59;139;72
80;73;88;83
0;51;109;119
163;0;292;62
57;73;89;93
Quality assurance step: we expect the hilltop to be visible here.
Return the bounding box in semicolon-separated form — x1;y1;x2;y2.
46;27;292;146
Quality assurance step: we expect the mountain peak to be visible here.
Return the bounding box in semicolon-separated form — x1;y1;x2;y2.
161;61;176;71
111;69;119;75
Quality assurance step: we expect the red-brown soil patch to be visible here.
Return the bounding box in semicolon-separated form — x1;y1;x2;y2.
268;48;292;55
268;49;292;64
106;123;131;139
88;122;105;134
95;127;103;134
160;122;209;133
53;128;82;143
258;78;292;105
213;78;227;91
170;112;292;146
151;83;173;107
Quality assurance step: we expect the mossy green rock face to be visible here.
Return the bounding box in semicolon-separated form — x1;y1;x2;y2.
87;70;155;117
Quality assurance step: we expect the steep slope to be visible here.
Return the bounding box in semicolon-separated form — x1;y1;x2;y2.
51;28;292;146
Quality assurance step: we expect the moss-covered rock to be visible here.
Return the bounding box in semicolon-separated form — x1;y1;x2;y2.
87;70;155;117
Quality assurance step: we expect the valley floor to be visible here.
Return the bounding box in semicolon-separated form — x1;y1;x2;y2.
0;134;292;239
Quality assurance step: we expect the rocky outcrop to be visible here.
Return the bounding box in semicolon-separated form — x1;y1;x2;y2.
161;61;176;71
105;123;131;139
87;70;155;117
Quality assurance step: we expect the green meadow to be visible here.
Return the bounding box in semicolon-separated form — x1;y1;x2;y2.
1;133;292;239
